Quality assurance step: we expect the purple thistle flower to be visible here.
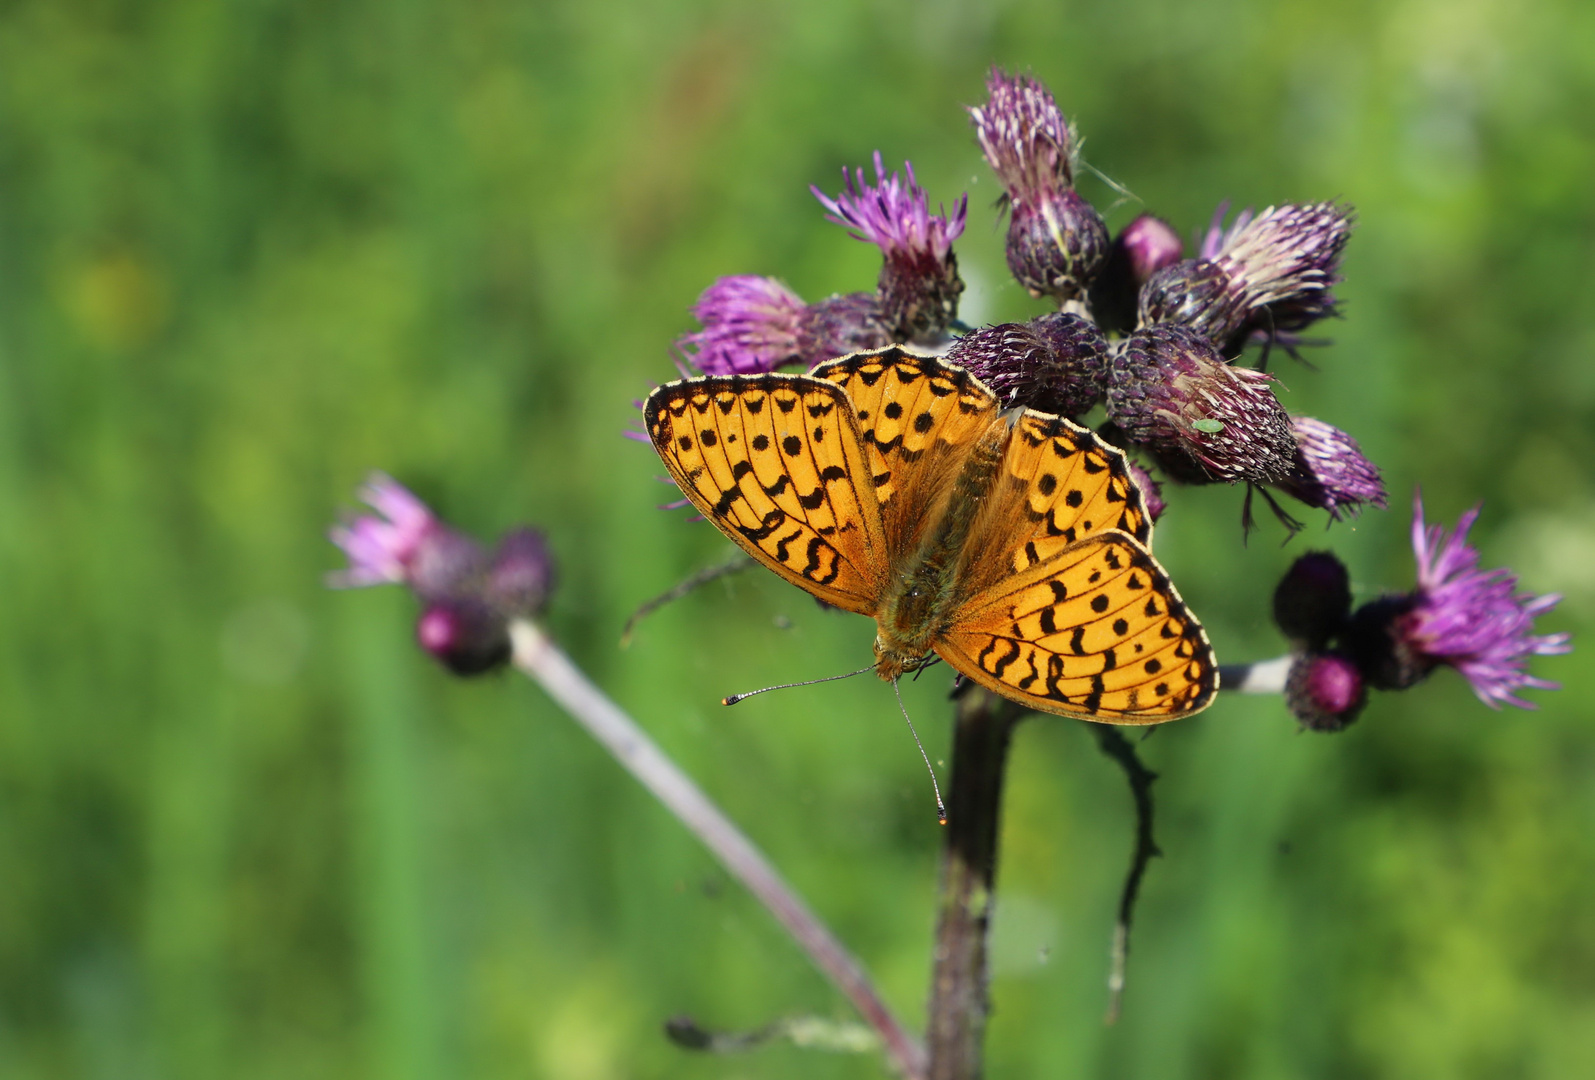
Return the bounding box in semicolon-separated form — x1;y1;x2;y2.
812;152;967;344
968;68;1109;302
329;475;559;677
1140;202;1352;349
1211;202;1351;333
1343;494;1571;707
1120;214;1186;284
944;313;1108;418
1274;416;1388;521
675;277;892;376
1286;651;1367;732
328;473;485;597
676;276;809;376
797;292;894;366
1105;325;1298;485
1197;200;1250;260
1401;493;1572;708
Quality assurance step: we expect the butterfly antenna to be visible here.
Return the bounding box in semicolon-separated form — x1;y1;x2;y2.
721;663;876;706
894;678;947;825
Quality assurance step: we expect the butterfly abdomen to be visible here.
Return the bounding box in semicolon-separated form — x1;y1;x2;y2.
873;419;1011;679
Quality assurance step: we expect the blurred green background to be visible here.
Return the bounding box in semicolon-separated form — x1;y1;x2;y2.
2;0;1592;1077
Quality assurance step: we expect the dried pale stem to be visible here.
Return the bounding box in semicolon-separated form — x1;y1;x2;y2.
1091;725;1161;1024
926;688;1024;1080
509;620;926;1079
1218;655;1292;694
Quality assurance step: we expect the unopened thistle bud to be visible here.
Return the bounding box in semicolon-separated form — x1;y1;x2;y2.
416;599;512;677
944;312;1107;418
1091;214;1184;334
969;68;1109;302
676;276;890;375
1139;203;1352;349
812;152;967;345
1285;651;1367;732
1274;416;1387;521
1273;551;1352;649
1105;325;1297;484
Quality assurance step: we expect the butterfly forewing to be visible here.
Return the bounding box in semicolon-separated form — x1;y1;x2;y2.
812;350;1000;556
645;374;887;614
938;532;1217;722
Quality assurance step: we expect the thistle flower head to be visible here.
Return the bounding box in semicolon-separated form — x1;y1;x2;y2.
1136;258;1246;342
1401;494;1572;708
969;68;1080;196
1210;202;1350;318
676;276;808;376
1119;214;1186;285
1286;651;1367;732
1273;550;1353;649
944;313;1107;418
797;292;893;367
1343;494;1571;706
1142;202;1352;347
329;476;559;678
416;598;513;676
968;68;1108;302
812;153;967;343
329;473;484;596
1275;416;1388;521
1105;325;1298;484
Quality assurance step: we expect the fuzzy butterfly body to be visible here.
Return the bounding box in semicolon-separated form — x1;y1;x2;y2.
644;348;1217;722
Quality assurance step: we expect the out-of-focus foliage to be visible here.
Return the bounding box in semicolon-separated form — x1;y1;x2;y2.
1;1;1591;1077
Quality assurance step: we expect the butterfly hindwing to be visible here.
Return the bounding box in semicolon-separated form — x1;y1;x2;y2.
1004;413;1150;551
937;532;1217;722
645;373;887;614
812;349;999;556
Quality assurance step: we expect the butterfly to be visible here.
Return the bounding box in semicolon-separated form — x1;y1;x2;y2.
643;347;1217;723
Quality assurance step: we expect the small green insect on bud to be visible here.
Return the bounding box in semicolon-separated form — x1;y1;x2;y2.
1191;418;1225;434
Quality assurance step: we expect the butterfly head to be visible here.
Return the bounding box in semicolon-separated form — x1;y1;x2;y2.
872;634;937;682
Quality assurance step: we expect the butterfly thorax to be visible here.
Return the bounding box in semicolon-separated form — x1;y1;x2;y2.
872;418;1011;681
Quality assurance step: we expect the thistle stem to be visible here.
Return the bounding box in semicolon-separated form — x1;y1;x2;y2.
1217;655;1292;694
508;620;927;1079
926;689;1024;1080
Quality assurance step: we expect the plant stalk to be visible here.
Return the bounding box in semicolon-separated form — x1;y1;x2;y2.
509;620;927;1079
925;688;1024;1080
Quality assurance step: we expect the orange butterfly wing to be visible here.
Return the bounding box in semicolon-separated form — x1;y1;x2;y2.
811;349;1000;558
644;372;888;615
938;532;1217;722
931;397;1213;723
